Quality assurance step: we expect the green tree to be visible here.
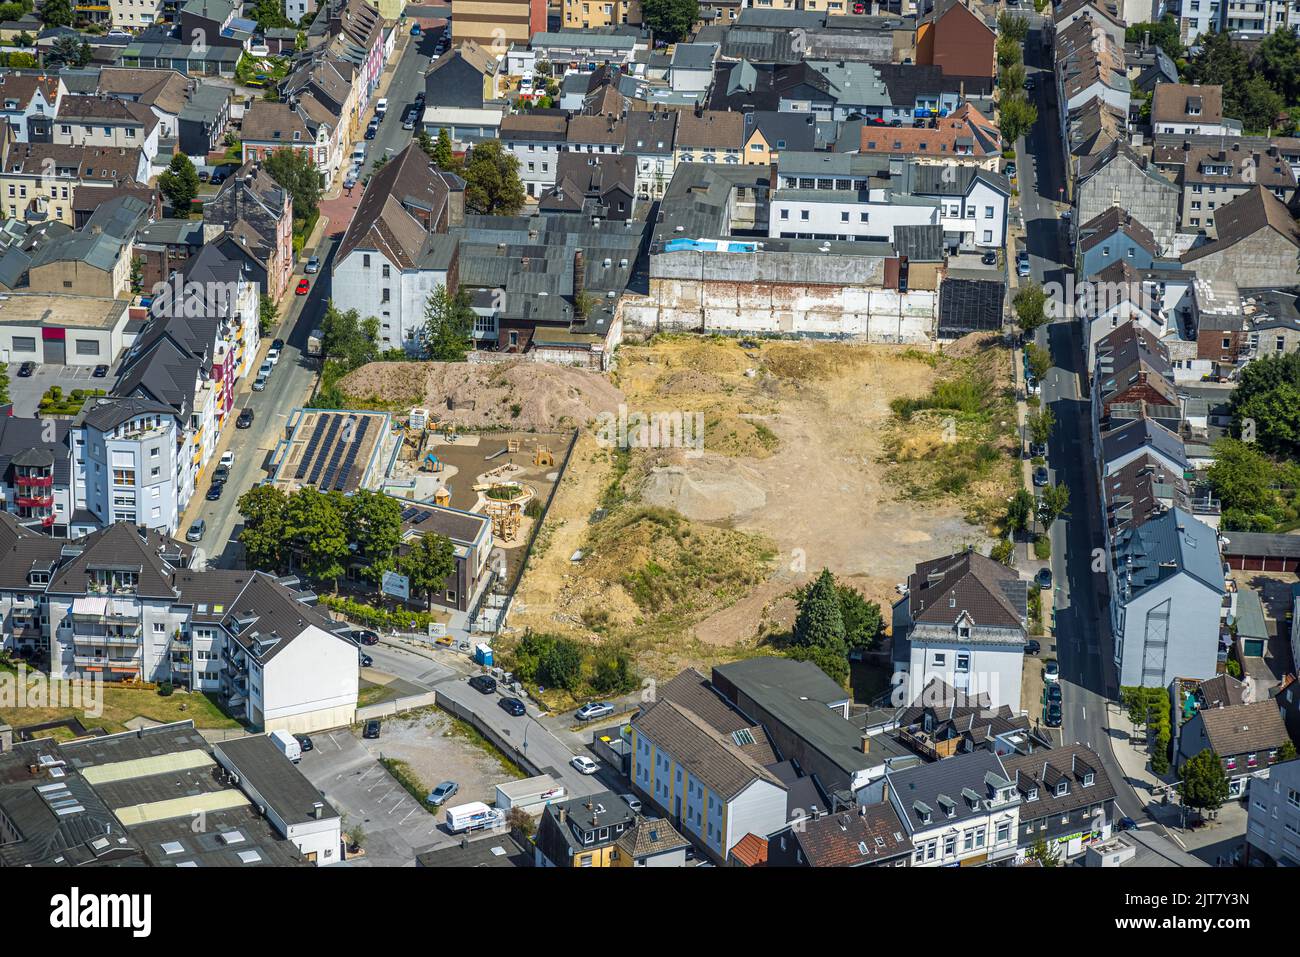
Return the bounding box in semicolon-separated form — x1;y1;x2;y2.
258;294;278;337
345;488;403;583
1124;16;1185;61
396;532;457;610
320;302;379;370
1234;74;1285;134
1254;27;1300;103
1039;482;1070;525
1026;342;1051;382
284;487;350;587
590;649;637;695
642;0;698;43
432;127;455;169
793;569;847;651
264;146;323;225
1280;741;1298;762
1014;282;1048;333
1178;748;1231;816
460;139;524;215
416;128;437;161
1000;62;1026;97
837;585;883;654
1006;488;1035;535
158;153;201;215
421;284;474;361
1207;438;1279;527
997;12;1029;42
1186;29;1249;92
990;538;1015;565
1028;406;1055;446
1025;836;1060;867
47;34;89;68
786;642;849;686
0;362;10;406
39;0;72;27
6;51;36;68
996;34;1023;70
252;0;290;29
999;93;1038;143
1230;352;1300;457
237;484;289;571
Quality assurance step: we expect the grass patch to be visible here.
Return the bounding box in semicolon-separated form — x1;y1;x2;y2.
1028;587;1043;636
379;757;436;813
1033;534;1051;560
357;682;401;708
446;716;528;779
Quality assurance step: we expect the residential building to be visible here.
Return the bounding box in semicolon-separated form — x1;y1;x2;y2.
240;99;337;180
539;153;637;221
534;791;638;866
203;161;294;301
0;73;64;143
500;112;569;197
1181;186;1300;289
916;0;994;78
1075;141;1180;250
52;94;160;167
0;417;75;535
865;750;1021;866
623;109;677;200
1150;83;1232;137
562;0;641;28
742;110;817;167
852;102;1002;170
611;818;691;867
177;83;232;157
0;141;148;226
1245;757;1300;865
1109;507;1225;688
1176;699;1290;799
332;143;465;351
1177;0;1300;43
1077;207;1160;279
892;547;1027;712
674;108;745;165
630;698;789;863
1003;745;1117;860
1155;143;1296;237
424;40;501;109
94;68;189;142
25;194;149;299
767;802;913;867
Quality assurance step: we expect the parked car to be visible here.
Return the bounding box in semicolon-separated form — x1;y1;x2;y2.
348;628;379;646
620;793;642;813
1044;702;1062;727
576;701;615;721
219;451;234;469
293;733;314;753
570;755;599;775
498;696;526;717
1046;683;1062;705
186;519;205;542
1029;441;1048;458
1033;465;1049;487
1043;659;1060;683
358;652;372;668
295;278;310;295
1016;250;1031;277
197;169;210;182
468;673;497;694
206;482;224;501
363;719;381;739
17;361;33;377
410;22;421;35
1035;567;1053;590
305;256;320;274
1005;162;1017;178
252;374;267;392
236;408;255;428
364;124;377;140
1024;74;1036;91
1023;639;1041;656
92;364;109;378
271;338;285;351
375;97;388;117
426;781;459;806
402;116;416;131
212;465;230;484
344;174;358;191
1117;816;1139;831
266;347;280;367
981;250;997;266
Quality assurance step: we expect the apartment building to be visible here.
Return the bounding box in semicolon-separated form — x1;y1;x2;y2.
562;0;641;27
500;113;569;197
0;73;64;143
1177;0;1300;43
52;95;161;167
1246;758;1300;865
623;109;677;200
1150;83;1233;138
451;0;547;50
0;142;148;226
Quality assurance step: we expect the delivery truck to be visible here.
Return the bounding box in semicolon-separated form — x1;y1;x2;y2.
445;801;504;834
270;729;302;764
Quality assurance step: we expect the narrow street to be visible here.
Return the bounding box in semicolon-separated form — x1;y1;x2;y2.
1017;21;1148;822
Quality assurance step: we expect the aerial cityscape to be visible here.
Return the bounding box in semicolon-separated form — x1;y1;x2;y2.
0;0;1292;909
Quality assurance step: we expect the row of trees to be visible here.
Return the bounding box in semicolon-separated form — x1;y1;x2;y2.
510;632;638;697
237;485;456;606
996;15;1038;144
785;569;885;685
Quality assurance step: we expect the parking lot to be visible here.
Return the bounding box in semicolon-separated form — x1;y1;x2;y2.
5;362;114;417
296;710;523;865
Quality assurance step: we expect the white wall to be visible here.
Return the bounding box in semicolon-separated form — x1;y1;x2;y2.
260;624;359;733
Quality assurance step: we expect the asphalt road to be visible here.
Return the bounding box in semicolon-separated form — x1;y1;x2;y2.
1017;23;1147;821
188;34;437;569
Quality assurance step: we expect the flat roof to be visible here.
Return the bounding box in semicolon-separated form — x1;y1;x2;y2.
272;408;391;495
0;293;129;330
215;735;339;827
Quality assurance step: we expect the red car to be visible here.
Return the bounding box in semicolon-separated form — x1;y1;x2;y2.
295;278;310;295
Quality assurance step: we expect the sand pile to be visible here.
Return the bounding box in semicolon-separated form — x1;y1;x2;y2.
639;456;767;522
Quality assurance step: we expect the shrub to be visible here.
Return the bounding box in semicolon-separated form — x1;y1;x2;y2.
1033;535;1051;560
158;681;174;697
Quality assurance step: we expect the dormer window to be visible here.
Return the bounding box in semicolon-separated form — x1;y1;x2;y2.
1083;772;1095;787
1026;787;1038;801
1055;781;1068;797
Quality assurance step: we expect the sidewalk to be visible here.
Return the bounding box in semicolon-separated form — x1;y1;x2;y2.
1103;700;1175;797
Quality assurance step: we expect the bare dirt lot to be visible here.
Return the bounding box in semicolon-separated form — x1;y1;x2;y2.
337;360;624;432
359;708;507;807
507;334;1015;678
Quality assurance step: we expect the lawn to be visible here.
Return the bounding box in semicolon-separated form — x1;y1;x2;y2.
0;664;241;735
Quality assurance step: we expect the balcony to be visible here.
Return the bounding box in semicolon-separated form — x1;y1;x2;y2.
70;596;142;623
15;473;53;487
72;632;141;648
73;653;141;670
15;494;53;508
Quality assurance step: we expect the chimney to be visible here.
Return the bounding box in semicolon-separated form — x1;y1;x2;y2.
573;248;585;298
860;733;871;753
312;801;324;819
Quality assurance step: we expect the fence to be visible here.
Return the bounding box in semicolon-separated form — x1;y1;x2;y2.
356;690;439;721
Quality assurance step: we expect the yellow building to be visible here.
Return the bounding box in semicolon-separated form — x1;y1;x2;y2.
364;0;405;17
0;140;145;227
562;0;641;28
535;792;639;867
451;0;546;53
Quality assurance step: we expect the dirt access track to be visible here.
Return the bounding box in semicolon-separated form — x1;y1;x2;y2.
508;335;1000;676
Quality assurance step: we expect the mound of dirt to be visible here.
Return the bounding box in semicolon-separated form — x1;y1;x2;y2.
942;331;1002;359
338;361;625;432
762;342;870;381
639;457;767;522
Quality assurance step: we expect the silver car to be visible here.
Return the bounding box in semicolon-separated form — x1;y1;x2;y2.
576;701;615;721
252;374;268;392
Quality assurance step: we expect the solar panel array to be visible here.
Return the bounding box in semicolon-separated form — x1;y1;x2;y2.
331;416;371;491
294;416;331;480
304;415;344;486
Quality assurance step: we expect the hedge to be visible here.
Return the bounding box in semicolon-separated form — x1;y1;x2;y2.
316;594;445;633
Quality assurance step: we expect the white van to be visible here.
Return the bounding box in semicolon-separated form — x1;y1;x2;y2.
352;142;366;164
445;801;504;834
270;729;302;764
